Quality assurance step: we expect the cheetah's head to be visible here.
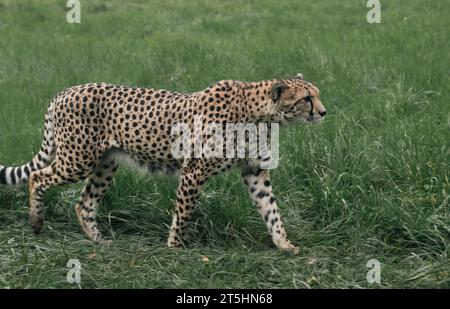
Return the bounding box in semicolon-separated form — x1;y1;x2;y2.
270;73;326;124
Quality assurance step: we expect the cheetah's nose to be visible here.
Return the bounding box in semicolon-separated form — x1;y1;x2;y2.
319;110;327;117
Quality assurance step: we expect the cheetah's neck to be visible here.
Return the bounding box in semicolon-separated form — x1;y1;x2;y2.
237;80;278;123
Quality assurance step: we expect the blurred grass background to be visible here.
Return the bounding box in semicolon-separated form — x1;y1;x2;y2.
0;0;449;288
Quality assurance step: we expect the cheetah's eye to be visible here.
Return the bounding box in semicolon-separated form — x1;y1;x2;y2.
295;96;311;105
293;96;311;106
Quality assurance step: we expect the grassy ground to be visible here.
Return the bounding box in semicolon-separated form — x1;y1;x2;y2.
0;0;449;288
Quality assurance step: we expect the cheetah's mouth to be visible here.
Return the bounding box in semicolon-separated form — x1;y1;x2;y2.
279;113;306;125
306;116;323;124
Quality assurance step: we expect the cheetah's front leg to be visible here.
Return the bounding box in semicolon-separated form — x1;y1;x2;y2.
167;168;206;248
242;167;299;254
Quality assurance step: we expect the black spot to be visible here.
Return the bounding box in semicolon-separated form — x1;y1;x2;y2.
256;191;268;199
9;169;16;184
24;165;31;176
264;180;271;187
253;169;262;177
0;168;7;184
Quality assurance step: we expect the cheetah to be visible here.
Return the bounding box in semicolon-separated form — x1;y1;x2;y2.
0;73;326;254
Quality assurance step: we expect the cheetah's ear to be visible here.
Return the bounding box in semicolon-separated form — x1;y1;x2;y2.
295;73;304;80
271;81;287;102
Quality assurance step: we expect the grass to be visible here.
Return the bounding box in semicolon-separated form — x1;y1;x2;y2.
0;0;449;288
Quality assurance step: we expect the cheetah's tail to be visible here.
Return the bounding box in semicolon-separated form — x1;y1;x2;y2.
0;104;56;186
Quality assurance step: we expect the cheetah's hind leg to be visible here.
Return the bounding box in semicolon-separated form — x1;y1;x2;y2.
29;159;90;234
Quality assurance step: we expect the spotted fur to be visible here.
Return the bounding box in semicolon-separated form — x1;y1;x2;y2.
0;74;326;253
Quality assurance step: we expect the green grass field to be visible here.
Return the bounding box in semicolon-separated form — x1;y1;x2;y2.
0;0;449;288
